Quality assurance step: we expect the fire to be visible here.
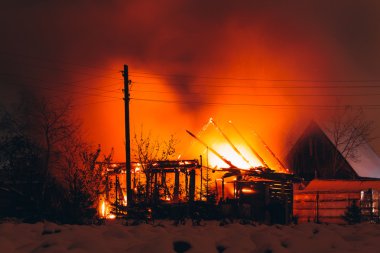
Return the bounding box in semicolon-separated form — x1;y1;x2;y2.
101;201;106;217
100;200;116;219
241;188;256;194
208;143;262;169
107;214;116;219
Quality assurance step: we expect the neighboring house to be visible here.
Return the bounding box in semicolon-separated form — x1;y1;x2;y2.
294;179;380;223
287;121;380;223
286;121;380;180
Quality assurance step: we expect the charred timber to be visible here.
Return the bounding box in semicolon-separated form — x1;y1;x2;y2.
148;160;201;170
186;129;238;169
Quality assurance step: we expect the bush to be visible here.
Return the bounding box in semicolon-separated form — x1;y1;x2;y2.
342;200;361;224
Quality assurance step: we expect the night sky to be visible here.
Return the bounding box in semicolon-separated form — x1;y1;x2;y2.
1;0;380;162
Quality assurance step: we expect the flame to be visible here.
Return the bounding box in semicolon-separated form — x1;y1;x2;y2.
101;201;106;217
107;214;116;219
134;163;141;173
241;188;256;194
208;143;262;169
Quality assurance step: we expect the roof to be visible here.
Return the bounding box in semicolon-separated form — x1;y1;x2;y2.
297;179;380;192
321;122;380;178
345;142;380;178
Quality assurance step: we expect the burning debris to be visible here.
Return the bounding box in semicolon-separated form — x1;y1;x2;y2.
97;160;202;219
98;119;298;224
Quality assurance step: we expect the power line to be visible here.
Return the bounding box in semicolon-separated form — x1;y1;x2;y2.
132;81;380;89
129;73;380;83
1;58;122;81
70;98;123;107
2;51;380;84
0;73;122;94
0;51;120;73
0;80;123;100
130;97;380;109
3;51;380;85
34;85;122;100
5;70;379;99
131;89;380;97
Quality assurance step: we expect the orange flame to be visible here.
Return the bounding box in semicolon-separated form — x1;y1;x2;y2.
241;188;256;194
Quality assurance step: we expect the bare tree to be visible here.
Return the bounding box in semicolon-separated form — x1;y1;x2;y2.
326;107;374;177
59;136;104;223
0;93;102;222
133;128;177;202
13;94;80;205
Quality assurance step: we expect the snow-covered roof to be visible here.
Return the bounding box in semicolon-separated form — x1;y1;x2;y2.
320;122;380;179
298;179;380;192
346;142;380;178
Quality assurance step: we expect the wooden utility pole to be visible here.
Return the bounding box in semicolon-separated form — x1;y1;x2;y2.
200;155;203;200
123;64;133;207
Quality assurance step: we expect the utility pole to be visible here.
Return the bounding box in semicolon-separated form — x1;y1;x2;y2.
200;155;203;200
206;146;209;198
122;64;133;207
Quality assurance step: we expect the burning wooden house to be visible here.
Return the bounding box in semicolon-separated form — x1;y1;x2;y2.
232;172;295;223
184;120;297;224
97;119;298;223
97;160;201;218
287;121;380;223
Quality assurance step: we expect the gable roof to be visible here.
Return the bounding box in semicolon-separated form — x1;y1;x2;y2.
286;121;356;180
336;139;380;178
289;120;380;179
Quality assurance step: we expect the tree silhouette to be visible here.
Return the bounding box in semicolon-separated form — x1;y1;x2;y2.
133;128;177;203
326;107;374;177
342;200;361;224
0;94;103;223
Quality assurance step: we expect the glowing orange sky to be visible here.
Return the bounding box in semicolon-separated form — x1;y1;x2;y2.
76;47;375;166
74;28;356;164
64;26;380;165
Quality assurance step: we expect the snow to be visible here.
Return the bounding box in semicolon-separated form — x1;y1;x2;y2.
2;220;380;253
345;142;380;178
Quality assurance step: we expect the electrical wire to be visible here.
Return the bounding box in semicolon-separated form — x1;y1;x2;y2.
0;59;122;82
2;51;380;85
129;73;380;83
0;73;122;94
0;51;120;73
71;98;123;107
132;81;380;89
32;84;122;100
130;89;380;97
130;97;380;109
0;80;123;100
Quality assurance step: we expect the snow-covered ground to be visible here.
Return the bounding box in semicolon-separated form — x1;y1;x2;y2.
1;220;380;253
